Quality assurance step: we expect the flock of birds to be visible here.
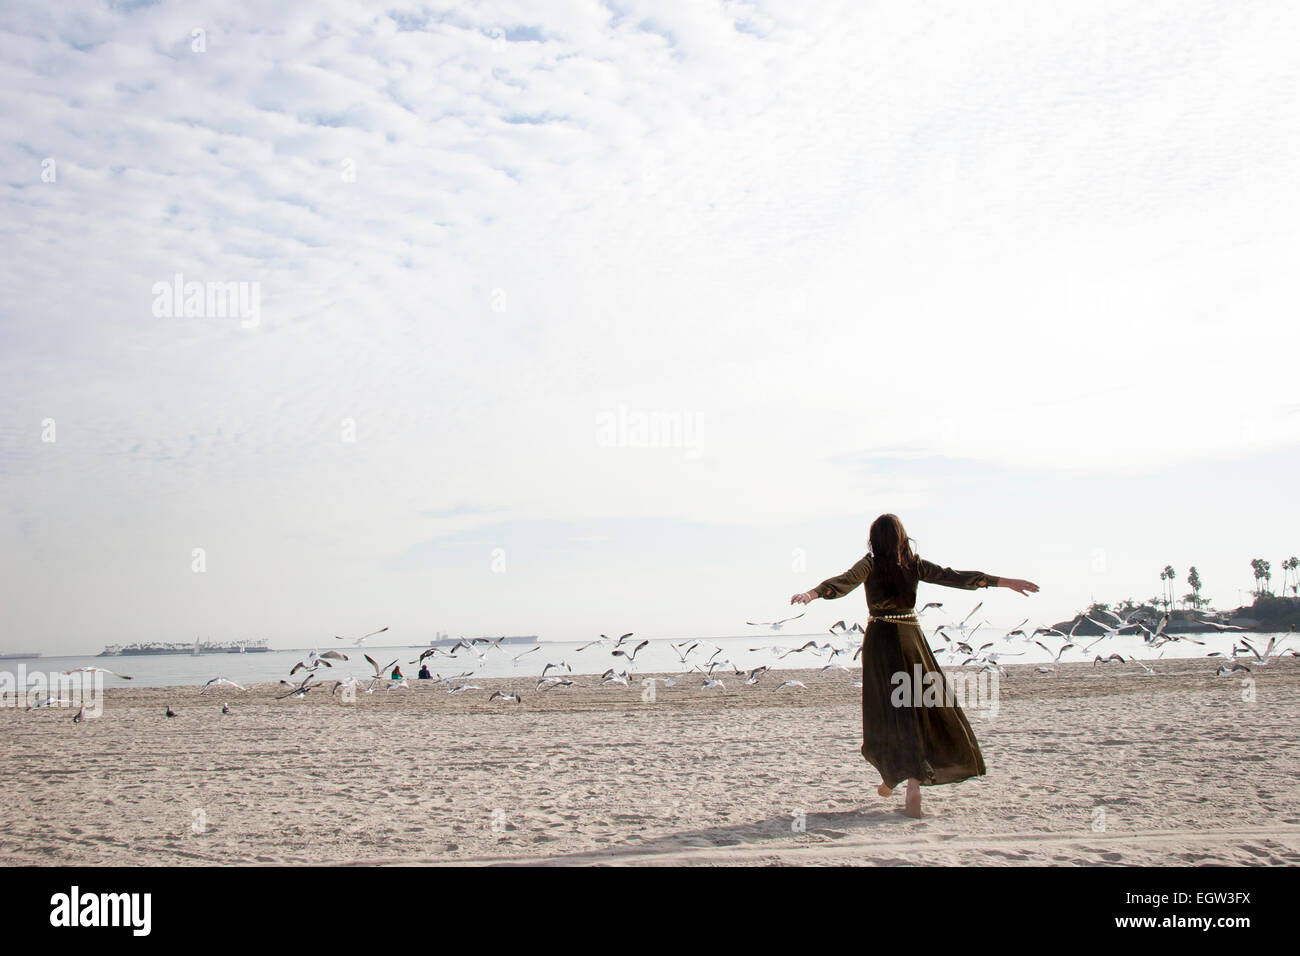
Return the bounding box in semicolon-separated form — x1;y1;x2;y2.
31;608;1297;721
920;603;1297;678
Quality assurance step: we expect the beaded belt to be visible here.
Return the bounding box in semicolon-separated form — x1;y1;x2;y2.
868;611;918;622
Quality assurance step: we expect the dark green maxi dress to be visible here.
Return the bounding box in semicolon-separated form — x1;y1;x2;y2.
814;554;997;789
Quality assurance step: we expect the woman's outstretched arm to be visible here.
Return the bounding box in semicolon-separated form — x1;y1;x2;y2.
792;554;872;605
917;558;1038;595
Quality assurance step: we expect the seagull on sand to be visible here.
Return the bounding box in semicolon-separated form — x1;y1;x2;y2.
165;705;176;717
72;707;84;723
601;670;630;686
334;626;389;645
62;666;134;680
489;691;522;703
221;703;230;714
202;677;247;693
746;612;805;631
446;684;480;694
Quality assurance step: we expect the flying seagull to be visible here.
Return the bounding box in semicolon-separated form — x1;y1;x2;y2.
746;612;805;630
202;677;247;693
62;666;134;680
334;626;389;645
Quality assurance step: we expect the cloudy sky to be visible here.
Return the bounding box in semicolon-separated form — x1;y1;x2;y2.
2;0;1298;654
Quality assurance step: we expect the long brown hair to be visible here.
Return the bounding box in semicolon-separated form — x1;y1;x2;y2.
869;513;918;591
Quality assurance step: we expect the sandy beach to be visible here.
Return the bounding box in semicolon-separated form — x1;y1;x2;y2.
3;660;1298;866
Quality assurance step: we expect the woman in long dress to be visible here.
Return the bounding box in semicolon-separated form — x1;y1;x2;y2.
791;514;1038;818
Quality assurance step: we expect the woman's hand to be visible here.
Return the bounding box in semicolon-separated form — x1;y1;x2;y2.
1001;578;1039;596
791;590;817;605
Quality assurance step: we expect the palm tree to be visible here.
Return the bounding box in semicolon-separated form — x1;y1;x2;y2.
1284;556;1300;597
1187;566;1203;609
1160;565;1176;612
1250;558;1272;598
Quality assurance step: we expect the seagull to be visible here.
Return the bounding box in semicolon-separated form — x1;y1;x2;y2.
201;677;247;693
918;602;943;615
1003;618;1030;639
72;707;84;723
700;678;725;690
26;695;75;710
221;703;230;714
746;612;805;630
1200;619;1254;633
540;661;572;677
290;654;332;676
489;691;522;703
538;678;575;691
330;676;360;695
829;620;864;636
608;632;637;647
1032;639;1075;672
318;650;349;661
277;674;319;699
1092;654;1127;667
363;654;399;679
744;666;769;685
446;684;480;694
431;670;475;686
601;670;630;686
670;641;700;663
62;666;133;680
776;680;806;691
513;646;541;664
1239;637;1279;665
1216;662;1251;676
774;640;821;659
335;626;389;645
612;640;649;663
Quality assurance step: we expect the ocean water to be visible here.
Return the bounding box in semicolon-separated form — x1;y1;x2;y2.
4;627;1290;689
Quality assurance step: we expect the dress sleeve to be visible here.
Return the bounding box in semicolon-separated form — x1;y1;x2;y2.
917;558;997;590
814;554;873;600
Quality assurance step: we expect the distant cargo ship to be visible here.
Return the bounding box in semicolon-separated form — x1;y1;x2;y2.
0;652;42;660
99;640;272;657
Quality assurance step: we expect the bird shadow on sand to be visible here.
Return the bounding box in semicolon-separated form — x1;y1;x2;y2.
492;804;921;866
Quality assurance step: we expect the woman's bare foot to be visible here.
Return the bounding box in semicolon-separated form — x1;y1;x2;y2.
877;783;893;798
903;779;923;818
